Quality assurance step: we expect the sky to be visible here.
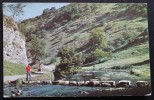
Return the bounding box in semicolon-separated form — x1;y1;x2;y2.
3;3;70;21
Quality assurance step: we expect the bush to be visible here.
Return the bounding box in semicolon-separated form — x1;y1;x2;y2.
89;27;107;49
73;53;85;66
54;63;70;79
57;47;75;65
56;47;85;79
29;36;45;63
92;49;110;60
50;57;57;63
84;49;111;64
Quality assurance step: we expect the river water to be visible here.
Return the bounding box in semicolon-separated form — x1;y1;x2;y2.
3;70;151;97
4;84;106;97
4;83;151;97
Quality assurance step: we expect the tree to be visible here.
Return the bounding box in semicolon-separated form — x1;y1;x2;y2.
5;3;26;21
57;47;75;65
55;47;84;79
89;27;107;49
30;36;45;63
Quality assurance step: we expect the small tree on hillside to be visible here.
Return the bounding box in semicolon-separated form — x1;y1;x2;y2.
89;27;107;49
30;36;45;63
55;47;84;79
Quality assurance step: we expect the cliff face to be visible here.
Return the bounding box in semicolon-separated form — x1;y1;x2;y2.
3;16;28;65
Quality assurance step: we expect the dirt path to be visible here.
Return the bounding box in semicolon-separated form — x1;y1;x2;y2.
4;64;56;82
42;64;56;71
4;74;39;82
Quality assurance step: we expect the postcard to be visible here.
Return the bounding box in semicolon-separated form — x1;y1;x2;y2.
3;2;151;97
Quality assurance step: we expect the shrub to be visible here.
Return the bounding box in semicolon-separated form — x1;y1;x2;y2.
73;53;85;66
84;49;111;64
92;49;111;60
130;70;135;75
29;36;45;63
57;47;75;64
89;27;107;49
50;57;57;63
55;47;85;79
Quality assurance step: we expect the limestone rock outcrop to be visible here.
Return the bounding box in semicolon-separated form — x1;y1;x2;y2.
3;16;28;65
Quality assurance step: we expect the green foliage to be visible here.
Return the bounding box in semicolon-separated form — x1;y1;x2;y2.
50;57;57;63
126;3;147;17
85;49;111;64
92;48;111;60
115;3;147;17
73;53;85;66
69;66;82;74
89;27;107;49
4;60;25;76
57;47;84;66
30;36;45;62
55;47;85;79
57;47;75;65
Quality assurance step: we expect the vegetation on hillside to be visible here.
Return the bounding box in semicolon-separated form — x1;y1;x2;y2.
89;27;107;49
17;3;149;80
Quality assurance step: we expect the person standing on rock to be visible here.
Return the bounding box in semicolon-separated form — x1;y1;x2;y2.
38;63;43;72
26;64;31;81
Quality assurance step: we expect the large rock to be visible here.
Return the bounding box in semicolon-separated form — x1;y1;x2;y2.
136;81;149;87
3;16;28;65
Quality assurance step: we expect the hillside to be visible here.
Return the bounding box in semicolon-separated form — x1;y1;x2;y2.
19;3;148;63
19;3;149;79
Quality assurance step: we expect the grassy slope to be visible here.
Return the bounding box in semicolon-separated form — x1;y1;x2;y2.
19;3;150;79
81;43;150;79
78;4;149;79
4;60;26;76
